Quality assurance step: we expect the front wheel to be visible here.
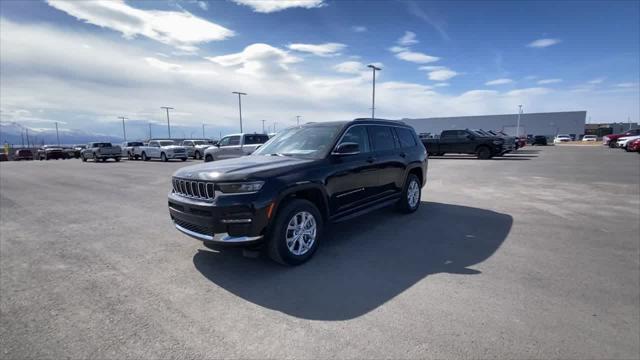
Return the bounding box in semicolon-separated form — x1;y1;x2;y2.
476;146;492;159
204;154;213;162
194;151;201;160
128;152;134;160
161;153;168;162
267;199;323;266
181;157;187;162
141;152;148;161
397;173;421;213
115;157;121;162
81;155;87;162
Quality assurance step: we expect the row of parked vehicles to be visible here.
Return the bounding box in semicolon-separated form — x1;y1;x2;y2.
602;128;640;152
420;129;524;159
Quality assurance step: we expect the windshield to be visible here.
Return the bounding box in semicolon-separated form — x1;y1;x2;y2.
253;124;344;159
159;140;174;146
129;142;144;146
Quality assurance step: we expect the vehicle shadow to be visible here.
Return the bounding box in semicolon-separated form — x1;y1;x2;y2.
430;155;536;160
192;202;512;320
514;149;540;154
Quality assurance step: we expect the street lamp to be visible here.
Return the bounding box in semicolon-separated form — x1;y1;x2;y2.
261;120;266;134
119;116;127;141
232;91;247;132
517;104;523;137
296;115;301;126
367;64;382;119
161;106;174;138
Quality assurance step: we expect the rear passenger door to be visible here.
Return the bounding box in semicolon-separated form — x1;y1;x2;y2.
368;125;405;198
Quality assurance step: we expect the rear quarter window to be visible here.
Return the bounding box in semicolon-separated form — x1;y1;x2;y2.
244;135;269;144
396;128;417;148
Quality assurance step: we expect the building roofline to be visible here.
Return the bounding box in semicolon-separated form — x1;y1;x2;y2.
402;110;587;121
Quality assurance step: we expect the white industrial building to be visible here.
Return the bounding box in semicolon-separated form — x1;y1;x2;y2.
402;111;587;138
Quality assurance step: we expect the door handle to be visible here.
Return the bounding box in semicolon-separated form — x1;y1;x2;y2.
366;156;376;163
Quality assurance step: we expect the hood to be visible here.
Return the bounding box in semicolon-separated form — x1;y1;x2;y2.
173;155;315;181
194;144;211;149
162;145;185;150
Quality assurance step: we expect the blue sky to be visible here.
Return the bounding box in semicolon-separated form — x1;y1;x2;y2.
1;0;638;139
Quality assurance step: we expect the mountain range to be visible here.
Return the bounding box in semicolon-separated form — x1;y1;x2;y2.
0;121;122;146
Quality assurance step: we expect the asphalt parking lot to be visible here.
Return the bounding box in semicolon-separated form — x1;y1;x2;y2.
1;146;639;359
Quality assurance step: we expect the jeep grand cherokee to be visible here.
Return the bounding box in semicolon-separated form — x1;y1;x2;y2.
168;119;428;265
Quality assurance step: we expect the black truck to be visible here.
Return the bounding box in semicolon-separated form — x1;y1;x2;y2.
422;129;506;159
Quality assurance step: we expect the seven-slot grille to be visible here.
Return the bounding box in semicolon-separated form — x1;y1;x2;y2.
172;177;215;200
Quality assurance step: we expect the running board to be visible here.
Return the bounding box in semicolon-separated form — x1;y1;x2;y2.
331;197;400;223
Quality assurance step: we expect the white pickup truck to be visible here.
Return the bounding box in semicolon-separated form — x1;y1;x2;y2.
203;133;269;162
135;140;188;162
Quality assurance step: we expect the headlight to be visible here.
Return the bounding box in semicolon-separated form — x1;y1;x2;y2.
218;181;264;194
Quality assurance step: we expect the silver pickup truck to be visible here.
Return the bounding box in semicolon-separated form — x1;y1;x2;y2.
180;139;213;160
81;142;122;162
203;133;269;162
121;141;145;160
136;140;188;162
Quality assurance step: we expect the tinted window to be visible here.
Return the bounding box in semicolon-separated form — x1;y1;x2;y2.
396;128;417;148
253;124;344;159
228;136;241;146
339;126;370;153
441;130;456;139
218;137;231;146
369;126;396;151
244;135;269;144
158;140;174;146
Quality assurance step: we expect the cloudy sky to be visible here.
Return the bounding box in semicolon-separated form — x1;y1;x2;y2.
1;0;638;139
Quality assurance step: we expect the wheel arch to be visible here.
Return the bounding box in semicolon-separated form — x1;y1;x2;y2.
274;184;330;222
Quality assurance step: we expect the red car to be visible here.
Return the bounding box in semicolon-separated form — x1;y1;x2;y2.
627;138;640;152
603;128;640;148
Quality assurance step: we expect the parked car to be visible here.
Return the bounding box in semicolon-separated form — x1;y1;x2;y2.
553;134;572;144
203;133;270;162
136;140;187;162
603;128;640;148
532;135;548;146
62;146;79;159
422;129;506;159
121;141;145;160
81;142;122;162
37;145;67;160
627;138;640;152
0;153;7;161
180;139;212;160
486;130;518;151
616;135;640;150
168;119;428;265
582;135;597;142
13;149;34;161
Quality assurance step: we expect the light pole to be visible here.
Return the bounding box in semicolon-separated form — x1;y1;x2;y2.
367;64;381;119
161;106;174;138
119;116;127;141
516;105;523;136
273;121;277;133
296;115;301;126
55;122;60;146
232;91;247;132
261;120;266;134
202;123;205;138
148;122;152;140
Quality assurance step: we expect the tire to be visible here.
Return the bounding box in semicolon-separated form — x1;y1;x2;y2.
81;155;87;162
115;157;121;162
396;173;421;213
194;151;201;160
161;152;168;162
476;146;492;159
181;157;187;162
128;152;133;160
608;141;617;148
205;154;213;162
267;199;323;266
141;152;148;161
93;153;99;162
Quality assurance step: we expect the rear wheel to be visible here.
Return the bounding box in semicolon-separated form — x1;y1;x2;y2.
141;152;148;161
476;146;492;159
115;157;121;162
181;157;187;162
267;199;323;266
81;154;87;162
396;173;421;213
161;152;168;162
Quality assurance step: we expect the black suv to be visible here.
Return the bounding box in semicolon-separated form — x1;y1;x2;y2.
168;120;428;265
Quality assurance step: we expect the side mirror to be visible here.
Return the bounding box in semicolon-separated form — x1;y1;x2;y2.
216;144;221;148
332;142;360;155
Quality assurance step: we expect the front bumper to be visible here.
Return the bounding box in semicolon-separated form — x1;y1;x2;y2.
166;152;187;159
168;191;270;246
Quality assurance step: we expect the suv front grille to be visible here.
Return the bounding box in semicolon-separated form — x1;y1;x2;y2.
173;217;212;236
172;177;215;201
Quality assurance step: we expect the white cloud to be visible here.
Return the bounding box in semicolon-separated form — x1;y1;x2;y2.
333;61;363;74
505;87;551;97
395;51;439;64
527;38;561;48
588;77;605;84
524;75;538;80
46;0;234;51
287;43;346;57
616;82;637;88
398;31;418;46
434;83;449;87
197;1;208;11
428;69;458;81
485;78;513;86
144;57;183;71
388;46;409;53
352;26;367;32
419;65;445;71
206;43;301;76
537;78;562;84
231;0;325;13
